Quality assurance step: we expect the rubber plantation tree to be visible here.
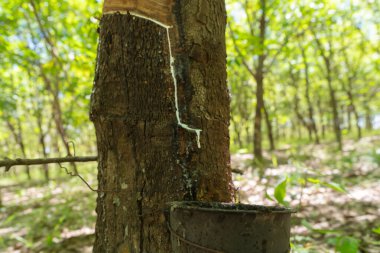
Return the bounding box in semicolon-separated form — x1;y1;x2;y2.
227;0;295;163
90;0;233;252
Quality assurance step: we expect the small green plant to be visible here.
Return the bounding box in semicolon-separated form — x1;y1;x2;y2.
302;219;361;253
274;177;289;206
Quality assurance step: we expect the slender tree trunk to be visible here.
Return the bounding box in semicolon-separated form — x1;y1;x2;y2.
91;2;232;252
263;102;275;151
6;119;31;180
246;126;251;149
317;97;326;139
39;72;78;173
346;89;361;139
291;76;312;141
231;116;243;149
347;107;352;132
274;117;280;142
365;106;372;130
312;30;342;149
254;75;264;161
253;0;267;162
36;114;50;181
300;45;319;144
326;64;342;150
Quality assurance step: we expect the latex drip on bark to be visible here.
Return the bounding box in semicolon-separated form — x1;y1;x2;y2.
102;11;202;148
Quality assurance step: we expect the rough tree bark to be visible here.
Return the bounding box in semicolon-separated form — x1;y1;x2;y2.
90;0;233;252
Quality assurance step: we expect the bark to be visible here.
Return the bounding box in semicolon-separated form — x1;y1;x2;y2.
91;1;232;252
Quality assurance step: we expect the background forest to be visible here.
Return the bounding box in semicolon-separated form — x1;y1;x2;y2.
0;0;379;252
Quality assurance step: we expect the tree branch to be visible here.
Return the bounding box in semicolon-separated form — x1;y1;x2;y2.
227;22;257;80
0;156;98;172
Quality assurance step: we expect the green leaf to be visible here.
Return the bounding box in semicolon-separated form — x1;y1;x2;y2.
274;177;288;206
335;236;360;253
322;182;347;193
372;226;380;235
265;191;275;201
301;219;314;231
307;177;320;184
271;153;278;167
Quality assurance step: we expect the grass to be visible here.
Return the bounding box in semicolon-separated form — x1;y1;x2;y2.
0;165;97;252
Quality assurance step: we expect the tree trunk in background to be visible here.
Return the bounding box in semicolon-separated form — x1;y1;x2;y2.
346;89;361;139
365;106;373;130
263;102;275;151
317;96;326;139
254;74;264;161
274;117;280;142
300;45;319;144
231;116;243;149
347;107;352;132
253;0;267;162
327;65;342;150
6;119;31;180
39;70;78;173
36;114;50;181
313;31;342;150
90;1;232;252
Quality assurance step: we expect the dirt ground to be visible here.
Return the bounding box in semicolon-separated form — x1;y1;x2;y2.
1;136;379;252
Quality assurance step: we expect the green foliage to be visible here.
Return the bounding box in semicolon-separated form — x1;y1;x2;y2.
274;177;288;206
0;0;379;252
372;226;380;235
333;236;360;253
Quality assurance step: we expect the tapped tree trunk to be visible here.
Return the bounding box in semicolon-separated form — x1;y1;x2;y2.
90;1;233;252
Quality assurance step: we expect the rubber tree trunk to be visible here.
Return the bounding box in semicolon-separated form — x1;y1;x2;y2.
327;67;342;150
263;102;275;151
253;0;267;163
300;45;319;144
346;91;362;139
90;1;233;252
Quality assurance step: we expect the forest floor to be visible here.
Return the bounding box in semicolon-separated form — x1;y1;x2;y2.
0;136;379;252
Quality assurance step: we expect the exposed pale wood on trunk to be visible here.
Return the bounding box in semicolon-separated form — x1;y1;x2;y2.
103;0;174;27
